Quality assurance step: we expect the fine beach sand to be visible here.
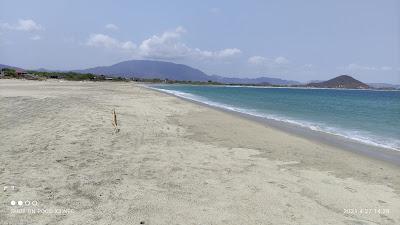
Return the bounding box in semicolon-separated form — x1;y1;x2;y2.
0;79;399;225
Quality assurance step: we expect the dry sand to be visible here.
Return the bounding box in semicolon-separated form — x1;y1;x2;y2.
0;79;399;225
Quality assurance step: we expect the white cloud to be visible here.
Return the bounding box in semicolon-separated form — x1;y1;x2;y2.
86;26;241;60
248;56;290;66
86;34;135;50
105;23;119;30
215;48;241;58
30;35;41;40
137;26;189;59
138;27;241;59
1;19;44;31
248;56;266;65
274;56;290;64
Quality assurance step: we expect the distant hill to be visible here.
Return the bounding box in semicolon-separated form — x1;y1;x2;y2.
307;75;370;89
75;60;211;82
74;60;299;85
209;75;301;85
0;64;21;70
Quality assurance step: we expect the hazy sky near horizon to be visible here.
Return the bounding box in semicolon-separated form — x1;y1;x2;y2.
0;0;399;84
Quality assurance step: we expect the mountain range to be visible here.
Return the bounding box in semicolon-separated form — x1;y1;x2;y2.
74;60;300;85
2;61;295;85
1;60;399;88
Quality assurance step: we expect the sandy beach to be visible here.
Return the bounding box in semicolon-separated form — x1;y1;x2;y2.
0;79;399;225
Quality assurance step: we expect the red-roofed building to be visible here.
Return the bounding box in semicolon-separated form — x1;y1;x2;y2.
15;69;28;76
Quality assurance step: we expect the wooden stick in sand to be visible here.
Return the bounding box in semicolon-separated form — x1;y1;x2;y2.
112;109;120;133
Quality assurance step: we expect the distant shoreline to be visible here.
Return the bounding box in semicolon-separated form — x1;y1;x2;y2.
148;82;400;92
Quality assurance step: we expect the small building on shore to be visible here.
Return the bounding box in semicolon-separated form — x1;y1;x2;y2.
15;69;28;76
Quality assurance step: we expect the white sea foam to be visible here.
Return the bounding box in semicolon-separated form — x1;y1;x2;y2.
148;86;400;151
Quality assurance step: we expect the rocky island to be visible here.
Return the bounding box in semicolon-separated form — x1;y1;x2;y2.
306;75;370;89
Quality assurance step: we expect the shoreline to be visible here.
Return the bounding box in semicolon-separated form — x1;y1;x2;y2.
146;84;400;166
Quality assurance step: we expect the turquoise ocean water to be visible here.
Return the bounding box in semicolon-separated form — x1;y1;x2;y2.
151;85;400;151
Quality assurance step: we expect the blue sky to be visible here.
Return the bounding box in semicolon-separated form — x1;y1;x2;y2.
0;0;399;84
